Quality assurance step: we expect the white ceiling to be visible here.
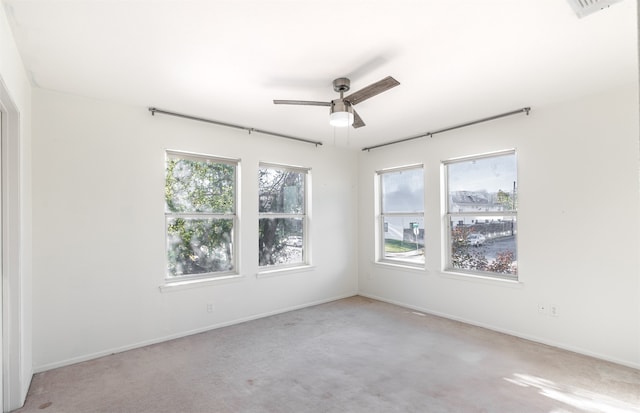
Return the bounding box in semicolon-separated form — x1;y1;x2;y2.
3;0;638;149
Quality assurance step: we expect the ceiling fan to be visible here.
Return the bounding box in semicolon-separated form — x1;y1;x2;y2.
273;76;400;128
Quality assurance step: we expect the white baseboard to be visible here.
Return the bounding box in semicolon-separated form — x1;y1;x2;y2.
357;292;640;371
35;291;639;373
34;292;357;373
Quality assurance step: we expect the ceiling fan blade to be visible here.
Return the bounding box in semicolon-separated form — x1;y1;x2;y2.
344;76;400;106
352;109;366;128
273;100;331;106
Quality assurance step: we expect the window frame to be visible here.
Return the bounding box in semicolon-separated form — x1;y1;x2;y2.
164;150;240;282
376;164;425;268
443;149;518;281
258;162;311;272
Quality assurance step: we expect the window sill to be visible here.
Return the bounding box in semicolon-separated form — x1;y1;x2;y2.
257;264;315;278
159;273;244;292
374;260;426;274
439;270;523;287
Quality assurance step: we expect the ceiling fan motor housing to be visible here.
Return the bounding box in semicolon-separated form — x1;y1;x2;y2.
333;77;351;93
331;99;353;114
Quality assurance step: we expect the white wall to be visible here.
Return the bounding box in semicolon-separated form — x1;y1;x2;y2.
30;84;640;373
358;85;640;368
31;89;358;370
0;2;33;410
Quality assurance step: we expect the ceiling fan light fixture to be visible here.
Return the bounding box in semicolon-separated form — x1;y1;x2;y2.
329;100;354;127
329;111;354;127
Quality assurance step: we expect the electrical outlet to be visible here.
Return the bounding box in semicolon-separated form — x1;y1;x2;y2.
206;303;214;313
538;304;548;315
550;305;558;317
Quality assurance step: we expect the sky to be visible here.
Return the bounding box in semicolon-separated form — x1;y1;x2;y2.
381;153;516;212
382;167;424;212
447;153;516;193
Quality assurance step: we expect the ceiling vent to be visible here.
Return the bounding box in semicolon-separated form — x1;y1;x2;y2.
566;0;623;18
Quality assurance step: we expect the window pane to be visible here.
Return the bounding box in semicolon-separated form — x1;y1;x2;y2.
449;215;517;275
259;218;303;267
447;154;516;213
259;168;304;213
383;216;424;264
381;168;424;213
167;217;234;276
166;158;235;214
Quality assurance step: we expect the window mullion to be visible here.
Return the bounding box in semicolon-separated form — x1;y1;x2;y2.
167;212;236;219
259;213;304;219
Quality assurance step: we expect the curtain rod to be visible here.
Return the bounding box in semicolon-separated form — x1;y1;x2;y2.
148;107;323;147
361;107;531;152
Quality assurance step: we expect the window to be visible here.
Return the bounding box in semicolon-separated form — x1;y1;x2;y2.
258;163;309;269
378;165;425;266
444;150;517;279
165;151;238;279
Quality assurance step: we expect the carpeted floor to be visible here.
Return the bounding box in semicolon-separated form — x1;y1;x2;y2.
13;296;640;412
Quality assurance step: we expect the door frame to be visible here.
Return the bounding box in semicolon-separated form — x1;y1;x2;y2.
0;76;24;412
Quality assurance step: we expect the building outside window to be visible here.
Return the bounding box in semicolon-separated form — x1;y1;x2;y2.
444;150;517;279
165;151;238;279
378;165;425;266
259;163;309;269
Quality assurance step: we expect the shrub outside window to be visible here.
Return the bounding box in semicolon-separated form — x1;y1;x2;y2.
259;164;309;269
165;151;238;279
378;165;425;266
444;150;517;279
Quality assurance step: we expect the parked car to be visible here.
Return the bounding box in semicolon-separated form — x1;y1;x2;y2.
286;236;303;247
466;233;486;246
